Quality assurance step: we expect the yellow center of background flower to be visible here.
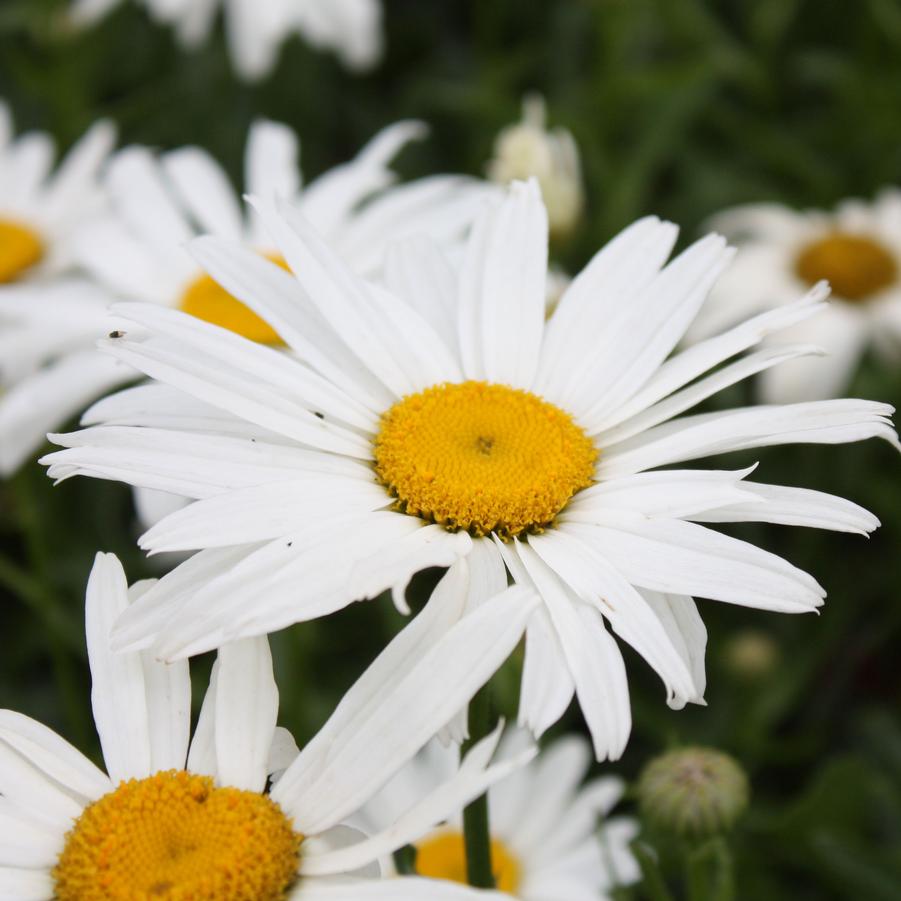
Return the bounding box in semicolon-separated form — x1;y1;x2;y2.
794;232;898;301
178;254;288;344
53;770;302;901
374;380;597;537
0;218;44;282
415;830;522;893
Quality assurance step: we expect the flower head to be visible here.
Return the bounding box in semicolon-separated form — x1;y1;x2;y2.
44;180;898;763
0;552;537;899
690;191;901;401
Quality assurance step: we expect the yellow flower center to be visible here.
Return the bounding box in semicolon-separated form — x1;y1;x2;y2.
415;830;522;893
373;380;597;538
794;232;898;302
53;770;302;901
178;254;287;344
0;218;44;282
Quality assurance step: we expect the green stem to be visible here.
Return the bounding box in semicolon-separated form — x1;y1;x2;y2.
462;683;496;889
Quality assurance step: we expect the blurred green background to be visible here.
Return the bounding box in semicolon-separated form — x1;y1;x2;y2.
1;1;900;898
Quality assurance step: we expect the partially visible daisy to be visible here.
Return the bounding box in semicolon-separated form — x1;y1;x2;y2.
487;96;583;241
355;732;640;899
0;552;538;900
688;191;901;402
3;118;487;479
70;0;383;80
0;105;121;474
0;102;114;284
44;180;899;761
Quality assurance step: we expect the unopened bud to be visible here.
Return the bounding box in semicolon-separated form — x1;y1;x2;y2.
487;95;584;241
637;746;749;838
723;630;779;679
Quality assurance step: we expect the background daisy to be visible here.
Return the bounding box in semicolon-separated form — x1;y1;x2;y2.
43;182;897;763
0;105;122;475
69;0;383;80
356;732;640;900
688;192;901;402
0;551;537;899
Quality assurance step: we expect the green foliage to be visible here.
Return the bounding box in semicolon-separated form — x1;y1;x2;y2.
1;1;900;898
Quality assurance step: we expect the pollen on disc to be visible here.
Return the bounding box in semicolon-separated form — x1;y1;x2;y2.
373;380;598;537
53;770;302;901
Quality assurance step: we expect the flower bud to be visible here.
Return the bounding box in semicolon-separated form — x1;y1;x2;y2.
723;629;780;680
637;747;749;839
487;95;584;241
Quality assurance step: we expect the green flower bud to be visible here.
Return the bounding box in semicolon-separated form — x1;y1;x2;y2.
723;629;780;679
637;747;749;839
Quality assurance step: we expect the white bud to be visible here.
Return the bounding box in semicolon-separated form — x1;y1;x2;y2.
488;95;584;240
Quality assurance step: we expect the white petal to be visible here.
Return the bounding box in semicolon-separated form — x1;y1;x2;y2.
598;283;830;432
161;146;244;240
457;179;548;388
563;515;824;613
570;235;735;426
513;541;632;761
245;119;301;207
273;584;539;835
599;400;899;479
758;303;869;403
530;529;702;708
0;802;63;869
0;867;54;901
536;216;678;401
0;712;110;802
138;477;388;553
0;351;132;476
85;552;153;782
139;649;190;773
189;236;390;413
214;638;278;792
691;481;879;534
301;727;535;876
518;606;574;738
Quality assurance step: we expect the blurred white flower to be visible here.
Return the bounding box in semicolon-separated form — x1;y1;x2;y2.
356;732;639;899
70;0;383;80
0;104;123;475
488;96;583;240
0;551;536;900
44;181;898;762
1;118;490;478
689;192;901;402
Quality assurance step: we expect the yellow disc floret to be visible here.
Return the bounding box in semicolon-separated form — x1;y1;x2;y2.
178;255;287;344
373;380;597;537
0;218;44;282
795;232;898;301
415;830;522;893
53;770;302;901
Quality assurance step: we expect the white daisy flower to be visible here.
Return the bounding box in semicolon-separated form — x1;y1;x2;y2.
2;118;488;479
355;732;640;899
43;180;899;761
70;0;382;80
687;191;901;402
0;102;114;283
0;552;538;900
0;105;122;474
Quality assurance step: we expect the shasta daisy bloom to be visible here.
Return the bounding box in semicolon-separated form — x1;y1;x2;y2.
0;552;538;900
4;118;485;484
43;180;899;760
70;0;382;80
0;105;123;474
688;191;901;402
355;732;640;899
